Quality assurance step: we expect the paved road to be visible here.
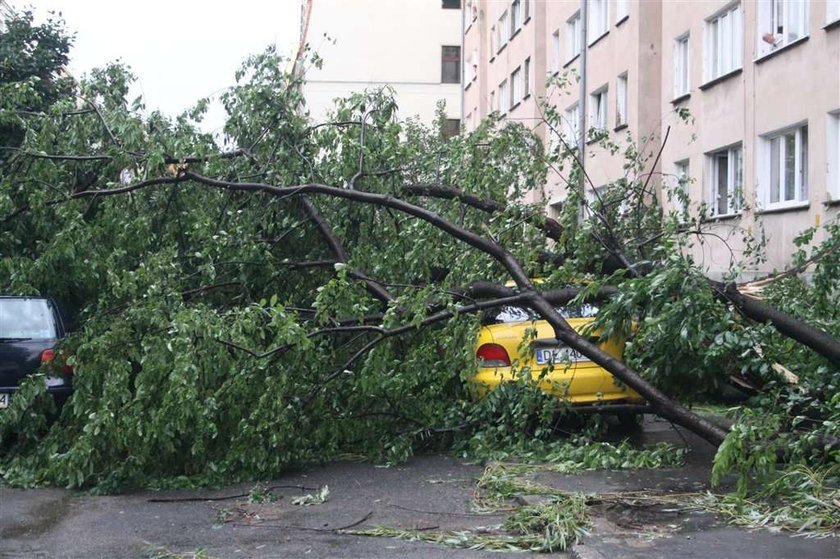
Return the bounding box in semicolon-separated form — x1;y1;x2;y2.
1;419;838;558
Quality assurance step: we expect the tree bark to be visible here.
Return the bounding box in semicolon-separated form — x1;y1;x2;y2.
714;281;840;365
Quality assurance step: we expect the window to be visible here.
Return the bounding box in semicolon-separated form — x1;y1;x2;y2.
499;79;509;114
443;119;461;138
524;57;531;97
511;67;523;108
442;0;460;8
616;0;629;22
0;298;57;339
441;46;461;83
523;0;530;21
758;0;808;56
705;3;742;82
565;103;580;147
511;0;522;37
588;0;609;43
548;127;561;154
760;124;808;208
708;144;743;216
673;160;690;213
465;48;478;83
490;26;497;56
497;11;509;52
829;0;840;24
674;34;690;98
490;91;496;112
616;73;628;128
567;12;582;61
829;112;840;200
590;87;608;132
550;30;561;72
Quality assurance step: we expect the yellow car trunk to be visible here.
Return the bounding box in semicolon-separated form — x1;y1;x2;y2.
471;315;642;404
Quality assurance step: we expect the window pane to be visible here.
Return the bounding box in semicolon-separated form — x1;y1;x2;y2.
441;46;461;83
800;125;808;199
443;119;460;138
524;58;531;96
0;299;57;339
717;153;729;213
710;19;720;78
784;132;796;201
770;137;780;203
733;147;743;208
442;0;460;8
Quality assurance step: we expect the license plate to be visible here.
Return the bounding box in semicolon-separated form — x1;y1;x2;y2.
535;347;587;365
0;393;9;409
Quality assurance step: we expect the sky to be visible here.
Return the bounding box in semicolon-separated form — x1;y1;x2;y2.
18;0;302;134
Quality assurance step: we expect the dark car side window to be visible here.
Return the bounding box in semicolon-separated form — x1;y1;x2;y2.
0;299;57;339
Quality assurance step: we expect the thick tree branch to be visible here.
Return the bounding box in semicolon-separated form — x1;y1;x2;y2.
101;171;722;445
300;196;395;304
402;182;563;241
714;281;840;365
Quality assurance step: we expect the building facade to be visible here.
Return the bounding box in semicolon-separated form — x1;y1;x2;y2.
301;0;463;128
464;0;840;276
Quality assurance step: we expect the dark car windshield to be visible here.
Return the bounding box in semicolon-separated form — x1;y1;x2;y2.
0;298;57;339
482;304;598;325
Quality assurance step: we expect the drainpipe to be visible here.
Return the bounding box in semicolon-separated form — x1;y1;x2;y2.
578;0;588;193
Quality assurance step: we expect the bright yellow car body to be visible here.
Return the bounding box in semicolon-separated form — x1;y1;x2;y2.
471;305;643;405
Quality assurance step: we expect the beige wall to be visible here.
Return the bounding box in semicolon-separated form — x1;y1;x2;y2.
465;1;664;208
466;0;840;276
661;0;840;276
303;0;462;125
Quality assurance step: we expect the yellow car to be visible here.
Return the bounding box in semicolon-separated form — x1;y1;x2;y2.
471;303;643;406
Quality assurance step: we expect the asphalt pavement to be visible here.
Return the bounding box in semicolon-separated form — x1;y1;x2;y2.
1;418;838;558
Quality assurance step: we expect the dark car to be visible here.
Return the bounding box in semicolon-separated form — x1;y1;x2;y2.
0;296;72;410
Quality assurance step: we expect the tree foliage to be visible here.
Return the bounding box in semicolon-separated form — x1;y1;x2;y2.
0;9;73;155
0;17;837;503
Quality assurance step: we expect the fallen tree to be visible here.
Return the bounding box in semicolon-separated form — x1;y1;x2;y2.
0;28;838;489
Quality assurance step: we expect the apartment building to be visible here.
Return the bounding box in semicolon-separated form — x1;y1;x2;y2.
301;0;462;128
662;0;840;275
464;0;840;276
464;0;662;207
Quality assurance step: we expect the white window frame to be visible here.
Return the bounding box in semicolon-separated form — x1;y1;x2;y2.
828;112;840;200
759;123;809;209
673;160;690;213
616;0;629;22
828;0;840;25
511;0;522;37
588;0;609;44
490;25;497;56
616;73;628;128
708;144;743;216
471;48;479;82
704;3;743;83
590;86;609;132
548;126;561;154
565;103;580;148
464;1;477;29
567;11;582;61
550;29;561;73
497;11;509;52
499;79;509;114
524;57;531;98
511;67;523;109
757;0;809;58
673;33;690;98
